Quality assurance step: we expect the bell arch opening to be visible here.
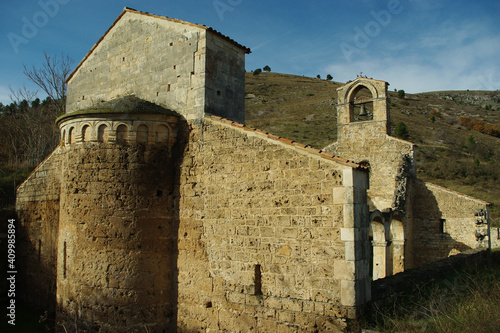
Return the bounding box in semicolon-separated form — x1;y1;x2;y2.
349;85;374;122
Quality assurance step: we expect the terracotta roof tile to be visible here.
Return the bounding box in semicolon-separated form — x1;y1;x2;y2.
293;142;308;149
267;134;280;140
279;137;294;145
231;122;245;128
205;115;368;171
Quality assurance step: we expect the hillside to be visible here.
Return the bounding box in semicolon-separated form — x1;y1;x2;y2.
245;72;500;225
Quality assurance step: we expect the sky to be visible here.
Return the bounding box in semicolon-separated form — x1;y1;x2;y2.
1;0;499;105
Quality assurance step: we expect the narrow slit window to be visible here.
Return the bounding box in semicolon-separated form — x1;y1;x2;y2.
254;264;262;295
439;219;446;234
63;241;67;279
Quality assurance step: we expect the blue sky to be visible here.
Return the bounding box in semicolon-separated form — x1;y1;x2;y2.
1;0;499;104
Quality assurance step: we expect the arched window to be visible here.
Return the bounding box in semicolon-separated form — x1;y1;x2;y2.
61;130;66;146
82;125;90;142
155;125;169;143
97;124;108;143
69;127;75;144
136;124;149;144
116;124;128;144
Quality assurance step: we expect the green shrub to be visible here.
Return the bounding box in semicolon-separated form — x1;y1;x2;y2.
395;121;410;140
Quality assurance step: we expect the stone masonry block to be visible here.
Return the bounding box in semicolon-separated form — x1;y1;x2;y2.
342;169;354;187
334;260;355;280
340;280;356;307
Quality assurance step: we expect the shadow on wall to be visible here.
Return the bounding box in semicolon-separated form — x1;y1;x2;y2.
17;114;191;333
410;179;473;268
17;201;59;324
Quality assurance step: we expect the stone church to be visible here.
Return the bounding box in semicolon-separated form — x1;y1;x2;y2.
16;7;491;332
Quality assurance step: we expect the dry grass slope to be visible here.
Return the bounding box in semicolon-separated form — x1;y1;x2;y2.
245;72;500;225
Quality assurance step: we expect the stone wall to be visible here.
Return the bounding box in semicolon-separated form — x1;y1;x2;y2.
66;9;247;123
205;33;246;123
176;116;370;332
491;227;500;248
325;121;415;212
66;10;206;120
409;180;490;267
55;140;179;332
16;148;62;313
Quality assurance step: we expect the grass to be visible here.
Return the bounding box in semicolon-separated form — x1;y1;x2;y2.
245;72;500;227
361;250;500;333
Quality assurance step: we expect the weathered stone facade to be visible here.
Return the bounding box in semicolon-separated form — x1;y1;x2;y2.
16;7;491;333
66;8;249;123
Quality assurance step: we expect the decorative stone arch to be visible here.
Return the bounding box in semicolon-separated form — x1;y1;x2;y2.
68;127;75;145
388;212;405;275
155;124;170;143
81;123;92;142
136;124;149;144
61;129;66;146
97;122;110;143
369;210;387;280
336;77;389;126
346;81;379;104
115;124;129;144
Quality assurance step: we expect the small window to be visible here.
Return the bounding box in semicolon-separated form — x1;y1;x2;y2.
439;219;446;234
254;264;262;295
63;241;67;279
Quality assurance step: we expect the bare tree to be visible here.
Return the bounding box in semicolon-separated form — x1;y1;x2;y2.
23;52;74;114
9;85;38;105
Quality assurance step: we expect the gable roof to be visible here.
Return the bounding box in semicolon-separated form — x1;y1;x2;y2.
206;114;369;171
66;7;251;83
